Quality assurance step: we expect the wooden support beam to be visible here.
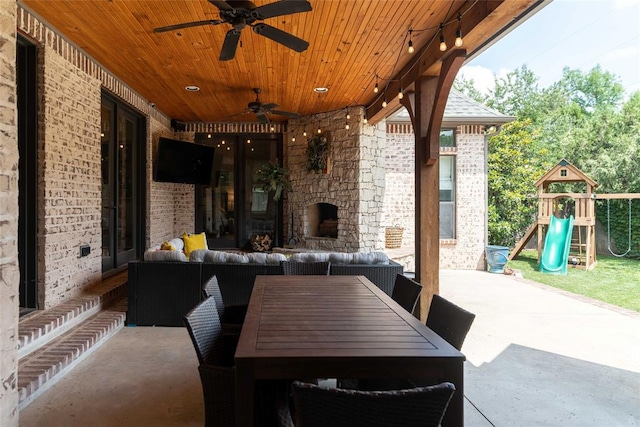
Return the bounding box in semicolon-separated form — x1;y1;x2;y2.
404;51;466;322
366;1;508;123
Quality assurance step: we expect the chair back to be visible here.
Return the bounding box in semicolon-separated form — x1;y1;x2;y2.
183;297;226;366
281;261;331;275
202;275;226;318
426;294;476;350
291;380;456;427
391;274;422;315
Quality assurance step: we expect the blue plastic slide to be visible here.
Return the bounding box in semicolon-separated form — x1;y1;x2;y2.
540;215;574;275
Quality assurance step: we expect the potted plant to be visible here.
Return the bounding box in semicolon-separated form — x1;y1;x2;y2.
257;160;292;201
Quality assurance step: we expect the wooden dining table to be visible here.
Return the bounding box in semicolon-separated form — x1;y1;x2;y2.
234;275;465;426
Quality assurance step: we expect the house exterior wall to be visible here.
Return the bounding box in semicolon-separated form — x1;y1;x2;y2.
147;128;196;247
0;2;19;424
38;46;102;308
383;123;487;270
15;7;186;303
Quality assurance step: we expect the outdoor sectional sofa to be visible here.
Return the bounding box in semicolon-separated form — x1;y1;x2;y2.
127;247;403;327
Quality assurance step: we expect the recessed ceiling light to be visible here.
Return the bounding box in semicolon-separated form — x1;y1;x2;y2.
313;87;328;93
185;85;200;92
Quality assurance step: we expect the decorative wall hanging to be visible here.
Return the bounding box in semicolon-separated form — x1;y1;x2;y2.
306;132;331;174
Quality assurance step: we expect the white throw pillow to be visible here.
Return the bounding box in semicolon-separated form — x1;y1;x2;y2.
226;253;250;263
144;249;188;262
329;252;353;264
291;252;330;262
266;253;287;264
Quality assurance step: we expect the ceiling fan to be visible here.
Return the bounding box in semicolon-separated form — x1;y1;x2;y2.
232;88;300;123
153;0;312;61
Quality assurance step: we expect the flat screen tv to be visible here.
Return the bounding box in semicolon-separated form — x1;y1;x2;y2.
154;137;214;185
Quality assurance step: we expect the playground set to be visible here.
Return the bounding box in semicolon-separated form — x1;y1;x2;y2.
509;159;640;274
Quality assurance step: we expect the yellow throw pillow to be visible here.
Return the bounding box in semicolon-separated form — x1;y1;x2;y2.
160;241;175;251
182;232;207;257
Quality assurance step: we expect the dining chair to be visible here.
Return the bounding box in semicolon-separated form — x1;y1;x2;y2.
426;294;476;351
184;296;231;366
391;274;422;316
289;380;456;427
184;297;290;427
202;274;246;335
280;260;331;275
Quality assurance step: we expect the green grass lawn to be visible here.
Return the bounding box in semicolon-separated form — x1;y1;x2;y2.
507;250;640;312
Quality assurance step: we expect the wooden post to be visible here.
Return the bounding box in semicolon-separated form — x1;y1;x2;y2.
403;51;466;321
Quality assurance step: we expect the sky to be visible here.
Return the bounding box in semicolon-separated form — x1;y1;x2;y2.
459;0;640;97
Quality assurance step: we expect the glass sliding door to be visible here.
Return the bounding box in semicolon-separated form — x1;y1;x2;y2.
196;133;282;249
101;95;145;273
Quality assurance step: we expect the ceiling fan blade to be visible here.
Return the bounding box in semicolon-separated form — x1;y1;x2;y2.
220;29;242;61
253;0;312;19
261;103;279;110
270;109;301;118
208;0;235;11
154;20;221;33
255;111;270;124
252;23;309;52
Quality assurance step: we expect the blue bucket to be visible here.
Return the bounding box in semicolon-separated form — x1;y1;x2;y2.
485;245;510;273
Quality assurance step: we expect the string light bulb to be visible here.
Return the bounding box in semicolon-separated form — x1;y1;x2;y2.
292;136;296;142
317;127;322;134
382;98;388;108
374;81;379;93
363;115;368;124
455;15;463;47
303;128;307;137
407;29;414;54
439;24;447;51
398;85;404;100
345;122;350;130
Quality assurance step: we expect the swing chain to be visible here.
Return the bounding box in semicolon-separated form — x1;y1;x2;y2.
606;198;632;258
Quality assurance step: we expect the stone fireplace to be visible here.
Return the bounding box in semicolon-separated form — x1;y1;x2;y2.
284;107;387;252
308;203;338;238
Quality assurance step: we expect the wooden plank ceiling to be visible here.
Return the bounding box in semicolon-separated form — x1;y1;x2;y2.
19;0;542;124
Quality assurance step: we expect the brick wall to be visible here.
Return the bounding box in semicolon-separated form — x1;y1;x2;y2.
382;131;416;248
38;46;103;308
18;7;183;259
146;127;196;247
0;1;19;424
383;123;488;270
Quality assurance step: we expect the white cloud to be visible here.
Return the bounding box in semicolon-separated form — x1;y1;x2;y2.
457;65;512;95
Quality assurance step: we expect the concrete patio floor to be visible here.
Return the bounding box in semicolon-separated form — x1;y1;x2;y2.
20;270;640;426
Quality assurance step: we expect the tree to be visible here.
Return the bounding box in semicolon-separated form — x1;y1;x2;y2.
487;119;552;246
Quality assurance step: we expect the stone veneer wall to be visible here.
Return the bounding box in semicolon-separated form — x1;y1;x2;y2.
284;107;386;252
383;123;488;270
0;2;19;424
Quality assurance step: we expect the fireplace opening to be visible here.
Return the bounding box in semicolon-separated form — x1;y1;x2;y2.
309;203;339;238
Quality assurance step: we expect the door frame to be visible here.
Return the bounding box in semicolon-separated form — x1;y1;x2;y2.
101;92;146;275
17;35;38;310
